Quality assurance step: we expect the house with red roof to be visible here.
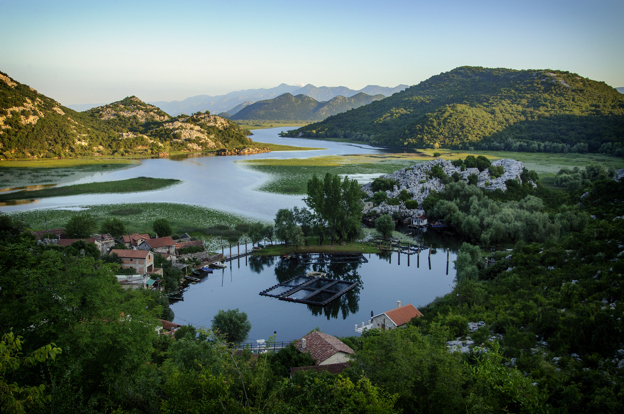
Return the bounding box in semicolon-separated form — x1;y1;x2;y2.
294;331;354;366
122;233;151;248
111;249;155;275
138;236;176;255
371;301;423;331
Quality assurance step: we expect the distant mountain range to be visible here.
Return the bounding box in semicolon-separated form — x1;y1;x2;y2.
67;83;407;116
286;67;624;155
223;92;385;121
617;87;624;94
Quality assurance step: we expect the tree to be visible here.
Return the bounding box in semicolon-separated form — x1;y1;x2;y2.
248;222;266;247
0;333;62;413
211;309;251;344
100;217;126;237
153;218;172;237
274;209;298;245
65;212;97;238
375;214;395;240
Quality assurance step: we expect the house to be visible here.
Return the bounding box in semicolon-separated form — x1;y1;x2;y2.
159;319;181;335
122;233;150;248
111;249;155;275
57;238;97;247
410;215;428;227
139;236;176;255
290;362;350;376
175;239;204;254
116;274;149;290
30;228;65;240
371;301;423;331
94;233;116;254
294;331;354;365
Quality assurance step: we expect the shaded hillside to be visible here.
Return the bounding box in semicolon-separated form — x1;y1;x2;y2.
230;92;384;121
0;71;252;160
286;67;624;156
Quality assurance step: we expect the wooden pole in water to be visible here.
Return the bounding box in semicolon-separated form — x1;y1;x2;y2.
237;242;240;257
428;246;431;258
229;243;232;258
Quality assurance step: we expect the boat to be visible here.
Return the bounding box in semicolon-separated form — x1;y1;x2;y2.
166;291;184;301
185;276;200;283
210;262;227;269
192;269;200;275
201;265;214;273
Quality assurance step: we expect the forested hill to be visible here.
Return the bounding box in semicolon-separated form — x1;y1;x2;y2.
286;67;624;156
0;71;252;159
229;92;385;121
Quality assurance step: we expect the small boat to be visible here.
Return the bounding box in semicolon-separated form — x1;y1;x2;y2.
201;266;214;273
166;291;184;301
192;269;200;275
185;276;200;283
210;262;227;269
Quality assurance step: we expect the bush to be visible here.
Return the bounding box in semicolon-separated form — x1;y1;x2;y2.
467;174;478;186
405;200;419;209
153;218;173;237
488;165;505;178
372;191;388;204
386;198;400;206
371;178;398;193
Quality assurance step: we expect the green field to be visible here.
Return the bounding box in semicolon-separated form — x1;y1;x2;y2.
0;177;180;202
240;154;428;195
9;202;266;251
0;160;139;189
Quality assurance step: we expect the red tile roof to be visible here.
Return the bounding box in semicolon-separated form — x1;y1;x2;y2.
122;233;150;245
111;249;150;259
294;331;354;365
57;238;96;247
291;362;350;375
384;304;423;327
145;237;176;249
160;319;181;331
30;228;65;240
175;240;204;250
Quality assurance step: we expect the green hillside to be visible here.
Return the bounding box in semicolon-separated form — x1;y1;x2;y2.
0;71;252;160
230;92;384;121
286;67;624;156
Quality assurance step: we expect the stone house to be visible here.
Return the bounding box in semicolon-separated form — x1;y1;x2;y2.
122;233;150;248
371;301;423;331
410;215;428;227
94;234;116;254
139;236;176;255
111;249;155;275
294;331;354;365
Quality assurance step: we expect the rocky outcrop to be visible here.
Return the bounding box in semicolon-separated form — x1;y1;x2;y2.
216;147;271;156
362;158;530;220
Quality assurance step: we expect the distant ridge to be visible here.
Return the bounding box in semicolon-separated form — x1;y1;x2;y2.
617;87;624;94
229;92;385;121
120;83;408;116
286;67;624;156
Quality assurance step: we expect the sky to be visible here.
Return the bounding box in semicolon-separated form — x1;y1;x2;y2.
1;0;622;106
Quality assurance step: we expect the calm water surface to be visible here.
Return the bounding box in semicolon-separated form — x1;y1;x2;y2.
0;128;380;220
172;246;457;342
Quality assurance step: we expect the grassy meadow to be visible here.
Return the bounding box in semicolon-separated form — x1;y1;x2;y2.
9;202;266;252
236;120;310;131
0;177;180;202
240;154;434;195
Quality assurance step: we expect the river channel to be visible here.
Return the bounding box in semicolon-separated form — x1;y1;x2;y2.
1;127;459;341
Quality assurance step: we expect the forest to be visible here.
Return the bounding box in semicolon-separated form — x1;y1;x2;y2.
285;67;624;156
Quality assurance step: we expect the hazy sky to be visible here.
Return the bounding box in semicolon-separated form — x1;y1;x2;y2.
1;0;622;105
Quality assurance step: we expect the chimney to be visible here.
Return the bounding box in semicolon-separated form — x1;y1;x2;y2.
397;300;401;308
302;338;306;349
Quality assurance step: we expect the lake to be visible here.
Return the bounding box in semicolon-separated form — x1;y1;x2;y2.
172;243;457;343
0;128;382;221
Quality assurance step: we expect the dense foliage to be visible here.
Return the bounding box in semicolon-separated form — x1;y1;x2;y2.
286;66;624;155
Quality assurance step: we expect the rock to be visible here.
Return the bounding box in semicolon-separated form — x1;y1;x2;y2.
361;159;527;220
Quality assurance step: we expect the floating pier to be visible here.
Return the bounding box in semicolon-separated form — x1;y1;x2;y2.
260;275;358;306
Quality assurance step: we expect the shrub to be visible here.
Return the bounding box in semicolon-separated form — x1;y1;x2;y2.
153;218;172;237
386;198;400;206
405;200;419;209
